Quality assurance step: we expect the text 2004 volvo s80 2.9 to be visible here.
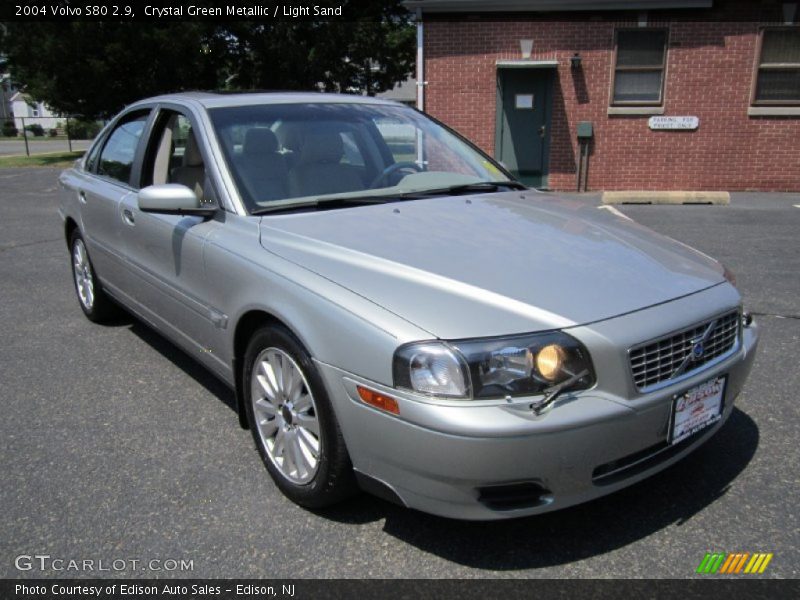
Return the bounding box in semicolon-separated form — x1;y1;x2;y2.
59;93;758;519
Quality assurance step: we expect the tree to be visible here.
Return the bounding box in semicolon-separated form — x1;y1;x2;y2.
225;2;415;96
1;2;415;119
1;21;225;118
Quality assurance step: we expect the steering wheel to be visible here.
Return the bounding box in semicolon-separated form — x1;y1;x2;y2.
369;161;423;188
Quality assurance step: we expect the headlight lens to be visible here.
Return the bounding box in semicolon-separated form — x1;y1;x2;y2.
723;263;737;286
393;342;469;397
393;332;594;399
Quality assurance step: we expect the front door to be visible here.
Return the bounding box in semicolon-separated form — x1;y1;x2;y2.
118;107;223;360
495;68;553;188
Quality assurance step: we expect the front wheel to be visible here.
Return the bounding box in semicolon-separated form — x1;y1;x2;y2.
243;326;357;508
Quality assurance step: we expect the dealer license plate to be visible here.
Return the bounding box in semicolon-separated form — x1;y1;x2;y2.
671;376;726;445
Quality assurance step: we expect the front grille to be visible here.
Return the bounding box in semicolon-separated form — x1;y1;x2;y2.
629;310;739;391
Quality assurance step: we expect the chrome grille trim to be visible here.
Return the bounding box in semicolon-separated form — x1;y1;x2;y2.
628;310;740;393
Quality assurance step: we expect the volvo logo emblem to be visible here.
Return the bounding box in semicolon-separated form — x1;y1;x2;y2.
673;320;717;378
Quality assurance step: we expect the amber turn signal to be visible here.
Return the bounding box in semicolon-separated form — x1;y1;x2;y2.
357;386;400;415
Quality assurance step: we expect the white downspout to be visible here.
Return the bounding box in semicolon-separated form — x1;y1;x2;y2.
416;8;424;111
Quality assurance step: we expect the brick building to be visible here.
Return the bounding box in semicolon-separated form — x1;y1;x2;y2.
405;0;800;192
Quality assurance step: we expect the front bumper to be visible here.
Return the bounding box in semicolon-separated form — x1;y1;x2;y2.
318;289;760;520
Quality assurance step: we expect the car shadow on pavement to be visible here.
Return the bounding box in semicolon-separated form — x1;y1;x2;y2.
120;316;238;414
319;407;759;570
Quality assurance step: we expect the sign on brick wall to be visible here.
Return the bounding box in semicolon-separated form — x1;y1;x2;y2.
648;116;700;130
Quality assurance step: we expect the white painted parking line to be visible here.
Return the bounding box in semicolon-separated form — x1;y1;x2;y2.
598;205;633;220
794;204;800;208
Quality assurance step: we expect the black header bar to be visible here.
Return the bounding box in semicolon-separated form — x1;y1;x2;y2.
2;1;355;22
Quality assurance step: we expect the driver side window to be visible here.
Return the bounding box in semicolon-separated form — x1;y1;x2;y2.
145;110;208;202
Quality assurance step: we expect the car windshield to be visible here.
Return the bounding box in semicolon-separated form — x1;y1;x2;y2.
207;101;515;213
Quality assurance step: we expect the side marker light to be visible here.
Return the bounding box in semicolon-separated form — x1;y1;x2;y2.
357;386;400;415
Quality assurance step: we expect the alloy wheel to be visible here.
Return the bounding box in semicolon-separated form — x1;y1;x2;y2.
250;347;321;484
72;239;94;310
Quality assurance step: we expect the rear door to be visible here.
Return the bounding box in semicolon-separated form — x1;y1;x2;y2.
78;109;151;292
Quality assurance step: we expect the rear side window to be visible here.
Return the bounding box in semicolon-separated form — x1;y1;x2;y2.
97;111;149;185
339;131;366;167
374;118;417;164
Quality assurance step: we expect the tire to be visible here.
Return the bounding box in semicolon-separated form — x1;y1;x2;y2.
243;325;357;508
69;230;119;323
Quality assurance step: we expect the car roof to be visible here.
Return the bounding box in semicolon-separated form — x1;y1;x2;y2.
130;91;403;110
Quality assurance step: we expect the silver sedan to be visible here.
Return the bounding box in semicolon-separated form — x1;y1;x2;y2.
59;92;759;520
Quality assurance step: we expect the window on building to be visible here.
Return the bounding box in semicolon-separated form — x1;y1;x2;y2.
611;29;668;105
752;28;800;105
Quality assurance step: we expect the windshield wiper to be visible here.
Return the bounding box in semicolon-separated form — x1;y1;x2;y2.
402;180;527;198
250;195;396;215
250;181;527;215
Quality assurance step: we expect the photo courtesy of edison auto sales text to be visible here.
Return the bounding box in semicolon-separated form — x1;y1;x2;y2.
14;584;296;597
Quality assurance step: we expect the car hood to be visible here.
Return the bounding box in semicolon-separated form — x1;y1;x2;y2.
258;192;726;339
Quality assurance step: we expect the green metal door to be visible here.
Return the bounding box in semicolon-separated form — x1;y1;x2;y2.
495;68;553;188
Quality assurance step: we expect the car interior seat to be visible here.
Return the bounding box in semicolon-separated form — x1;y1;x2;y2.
169;133;205;200
288;131;364;197
237;128;289;204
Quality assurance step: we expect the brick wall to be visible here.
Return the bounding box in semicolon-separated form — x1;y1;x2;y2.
422;7;800;192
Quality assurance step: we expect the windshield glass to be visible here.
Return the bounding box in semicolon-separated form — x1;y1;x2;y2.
207;102;513;213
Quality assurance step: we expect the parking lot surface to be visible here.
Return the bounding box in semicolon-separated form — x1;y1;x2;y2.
0;169;798;578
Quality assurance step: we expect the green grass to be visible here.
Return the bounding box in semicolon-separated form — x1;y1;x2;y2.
19;136;75;142
0;151;84;168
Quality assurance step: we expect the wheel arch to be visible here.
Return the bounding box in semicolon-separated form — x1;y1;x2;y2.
65;217;79;248
232;308;309;430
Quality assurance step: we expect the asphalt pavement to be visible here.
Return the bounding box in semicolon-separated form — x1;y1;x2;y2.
0;169;798;579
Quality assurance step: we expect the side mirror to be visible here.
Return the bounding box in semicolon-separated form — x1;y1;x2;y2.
137;184;217;217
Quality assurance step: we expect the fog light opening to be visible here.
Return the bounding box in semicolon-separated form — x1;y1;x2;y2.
477;481;552;511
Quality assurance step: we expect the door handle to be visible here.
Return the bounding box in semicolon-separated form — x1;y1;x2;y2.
78;191;87;204
539;125;547;138
122;208;135;226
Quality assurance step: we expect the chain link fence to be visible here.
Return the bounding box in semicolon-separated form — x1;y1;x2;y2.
0;115;103;156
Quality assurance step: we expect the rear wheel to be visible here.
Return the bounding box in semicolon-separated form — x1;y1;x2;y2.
243;325;357;508
69;230;118;322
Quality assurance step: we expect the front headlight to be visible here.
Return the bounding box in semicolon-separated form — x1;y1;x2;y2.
393;332;595;399
392;342;470;397
723;263;737;287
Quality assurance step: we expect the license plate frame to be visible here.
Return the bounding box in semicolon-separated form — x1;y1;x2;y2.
669;375;727;445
